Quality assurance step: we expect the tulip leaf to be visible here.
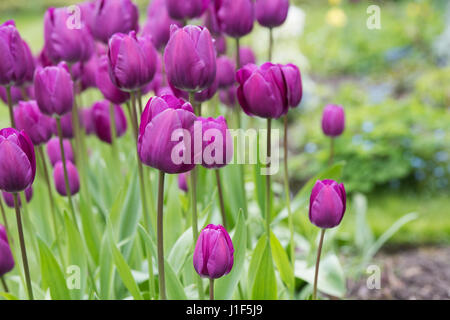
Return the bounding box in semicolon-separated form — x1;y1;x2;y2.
99;233;114;300
247;234;267;295
38;237;71;300
270;232;295;293
215;209;247;300
251;241;277;300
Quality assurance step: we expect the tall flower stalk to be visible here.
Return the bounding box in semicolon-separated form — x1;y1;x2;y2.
156;170;166;300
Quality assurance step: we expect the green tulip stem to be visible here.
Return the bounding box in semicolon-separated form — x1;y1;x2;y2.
265;118;272;241
13;193;33;300
55;117;77;227
0;199;9;236
108;101;118;160
137;89;144;116
283;115;295;291
215;170;227;229
329;138;335;166
156;170;166;300
0;276;8;293
209;278;214;300
5;86;15;128
313;229;326;300
235;37;241;69
268;27;274;61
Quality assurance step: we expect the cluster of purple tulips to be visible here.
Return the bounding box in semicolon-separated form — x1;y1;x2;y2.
0;0;347;300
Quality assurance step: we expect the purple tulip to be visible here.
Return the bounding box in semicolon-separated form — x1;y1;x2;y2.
203;3;221;36
236;62;302;118
46;137;75;167
92;100;127;144
108;31;158;92
214;35;227;56
0;128;36;193
193;224;234;279
197;116;233;168
37;47;53;68
217;0;255;38
52;112;74;139
2;186;33;208
53;160;80;196
178;172;189;192
0;224;14;277
96;55;130;104
141;53;163;96
44;7;94;63
143;0;182;51
164;25;216;92
0;20;27;86
195;75;218;102
309;179;346;229
219;85;237;108
14;100;54;146
138;95;197;174
34;62;74;117
90;0;138;44
321;104;345;137
71;55;98;92
216;56;235;89
0;86;22;105
16;40;36;86
157;86;175;97
166;0;210;21
238;46;256;66
255;0;289;28
80;107;95;135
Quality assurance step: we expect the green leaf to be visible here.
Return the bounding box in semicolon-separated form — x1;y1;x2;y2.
99;233;114;300
215;209;247;300
251;241;277;300
247;235;267;294
0;292;19;300
270;232;294;292
38;237;71;300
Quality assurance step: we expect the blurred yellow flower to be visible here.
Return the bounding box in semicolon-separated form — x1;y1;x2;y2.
326;8;347;28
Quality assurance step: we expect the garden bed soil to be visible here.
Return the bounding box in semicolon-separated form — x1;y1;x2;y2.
347;246;450;300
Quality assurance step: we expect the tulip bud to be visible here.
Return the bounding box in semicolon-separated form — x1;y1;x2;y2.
108;31;158;92
0;224;14;277
2;186;33;208
71;55;98;93
0;86;23;106
53;160;80;196
238;46;256;67
138;95;197;174
164;25;216;92
16;40;36;86
321;104;345;137
143;0;182;51
44;7;94;64
309;179;346;229
216;56;235;89
219;85;237;108
80;107;95;135
0;20;27;86
195;76;218;103
46;137;75;167
255;0;290;28
178;172;189;192
141;53;163;96
193;224;234;279
90;0;139;44
52;112;74;139
92;100;127;144
203;3;221;36
37;47;53;68
217;0;255;38
166;0;210;21
96;55;130;104
34;62;74;117
14;100;54;146
214;35;227;56
236;62;302;119
0;128;36;193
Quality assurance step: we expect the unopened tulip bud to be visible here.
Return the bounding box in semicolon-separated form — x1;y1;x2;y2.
0;20;27;86
255;0;290;28
166;0;210;21
2;186;33;208
0;224;14;277
46;137;75;167
53;160;80;196
217;0;255;38
178;172;189;192
14;100;54;146
92;100;127;144
321;104;345;137
309;179;346;229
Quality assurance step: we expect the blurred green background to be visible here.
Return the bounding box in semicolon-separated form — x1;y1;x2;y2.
0;0;449;245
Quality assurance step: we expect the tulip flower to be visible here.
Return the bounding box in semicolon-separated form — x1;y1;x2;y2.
198;116;233;169
44;7;94;63
80;107;95;135
53;160;80;196
219;85;237;108
0;86;23;105
214;35;227;56
164;25;216;92
178;172;189;192
166;0;210;21
255;0;290;28
0;20;27;86
46;137;75;167
16;40;36;87
0;224;14;277
216;0;255;38
34;62;74;117
193;224;234;299
90;0;138;44
107;31;158;92
92;100;127;144
143;0;182;51
71;55;98;93
51;112;73;139
96;55;130;104
37;47;53;68
14;100;54;146
195;76;218;103
309;179;346;300
0;128;36;193
236;62;302;119
2;186;33;208
138;95;196;174
216;56;236;89
238;46;256;66
141;53;163;96
321;104;345;137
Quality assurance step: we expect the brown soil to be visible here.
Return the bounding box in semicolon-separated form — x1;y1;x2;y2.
347;246;450;300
